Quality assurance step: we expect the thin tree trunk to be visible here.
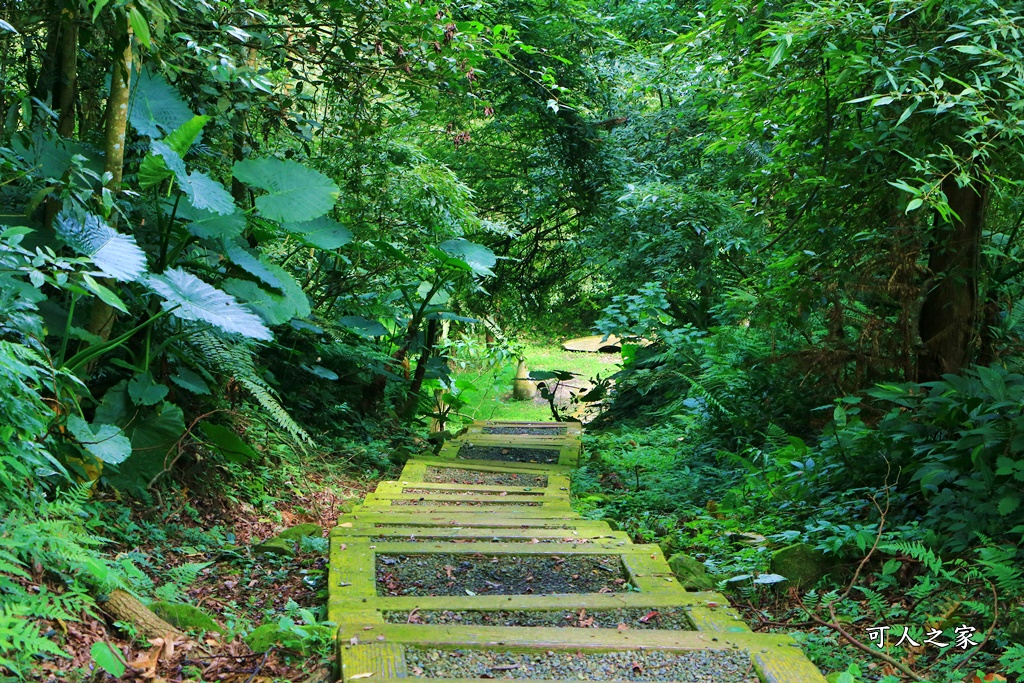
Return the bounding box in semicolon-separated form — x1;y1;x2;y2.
402;318;438;418
917;176;987;382
86;18;132;343
55;2;77;137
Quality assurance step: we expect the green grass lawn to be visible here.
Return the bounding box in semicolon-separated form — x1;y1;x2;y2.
450;341;622;423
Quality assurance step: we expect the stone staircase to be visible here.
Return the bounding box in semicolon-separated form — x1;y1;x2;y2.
328;421;826;683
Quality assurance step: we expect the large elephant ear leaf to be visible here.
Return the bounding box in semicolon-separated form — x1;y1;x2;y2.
55;211;147;281
146;267;272;340
138;115;209;189
439;239;497;277
232;158;340;222
175;203;245;240
222;241;283;289
128;69;195;138
66;415;132;465
280;216;352;250
149;142;236;215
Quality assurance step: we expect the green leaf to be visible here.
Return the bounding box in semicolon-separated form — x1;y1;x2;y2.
56;211;147;282
90;0;112;20
895;100;919;127
146;268;272;340
232;158;340;222
872;96;896;107
82;273;128;313
199;422;259;463
280;216;352;250
952;44;983;54
99;391;186;492
439;239;496;277
222;241;283;289
995;456;1017;476
768;41;787;70
66;415;132;465
906;198;923;212
169;366;210;395
221;278;296;326
129;70;193;138
150;142;236;215
176;204;246;240
261;263;310;318
128;7;152;48
339;315;388;337
181;171;236;215
139;115;209;188
91;642;125;678
302;364;339;380
998;495;1020;516
128;372;170;406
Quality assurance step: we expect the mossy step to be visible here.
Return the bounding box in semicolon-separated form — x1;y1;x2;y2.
362;493;572;507
370;486;568;502
466;420;583;437
451;434;583;448
403;457;572;476
329;538;682;604
337;623;826;683
437;442;579;468
331;587;734;617
349;504;582;518
377;481;563;496
333;512;608;529
398;461;571;491
329;523;627;542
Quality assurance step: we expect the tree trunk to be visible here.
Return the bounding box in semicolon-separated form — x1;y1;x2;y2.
55;1;77;137
917;176;987;382
100;589;182;639
402;319;438;418
86;18;132;344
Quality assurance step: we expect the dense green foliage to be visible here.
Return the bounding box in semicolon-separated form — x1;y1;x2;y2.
4;0;1024;679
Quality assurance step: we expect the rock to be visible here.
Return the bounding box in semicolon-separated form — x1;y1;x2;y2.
149;602;224;634
253;538;294;556
727;531;766;546
667;553;717;591
254;523;323;556
275;523;323;542
245;622;332;654
512;359;536;401
770;543;829;588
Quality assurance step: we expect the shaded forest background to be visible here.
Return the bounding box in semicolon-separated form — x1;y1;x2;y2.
2;0;1024;680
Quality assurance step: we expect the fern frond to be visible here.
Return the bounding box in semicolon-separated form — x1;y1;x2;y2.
189;332;313;445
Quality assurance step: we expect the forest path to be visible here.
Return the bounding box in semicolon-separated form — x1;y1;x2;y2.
328;422;825;683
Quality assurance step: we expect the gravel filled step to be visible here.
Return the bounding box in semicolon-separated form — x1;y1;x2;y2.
423;468;549;487
376;553;630;596
386;607;693;630
403;647;757;682
456;445;561;464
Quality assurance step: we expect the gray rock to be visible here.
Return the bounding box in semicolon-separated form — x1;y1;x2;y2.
275;523;323;542
253;523;323;556
667;553;717;591
770;542;829;588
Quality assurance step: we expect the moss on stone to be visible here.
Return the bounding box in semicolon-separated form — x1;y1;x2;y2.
149;602;224;634
667;553;717;591
275;523;323;542
770;543;829;588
